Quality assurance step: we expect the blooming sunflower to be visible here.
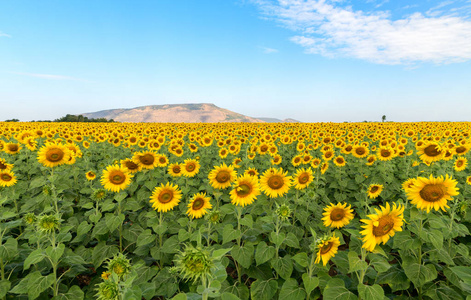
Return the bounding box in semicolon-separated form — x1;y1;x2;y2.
132;151;158;170
467;176;471;186
366;155;376;166
416;141;444;164
208;163;237;189
320;162;329;174
402;178;416;194
333;156;346;167
182;159;200;178
168;163;183;177
0;170;17;187
100;165;133;193
120;158;141;174
37;142;71;168
293;167;313;190
186;192;212;219
360;202;404;251
314;234;341;266
405;174;459;213
311;158;321;169
4;143;21;155
367;184;383;199
322;203;355;229
352;145;369;158
454;157;467;172
150;182;182;212
376;146;395;161
244;167;259;177
230;174;261;207
259;168;292;198
86;171;96;181
156;154;169;167
0;158;13;171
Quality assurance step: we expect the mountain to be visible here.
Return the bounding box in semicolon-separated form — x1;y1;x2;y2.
256;117;301;123
81;103;299;123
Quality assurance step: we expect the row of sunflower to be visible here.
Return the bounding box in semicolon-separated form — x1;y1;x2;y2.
0;121;470;299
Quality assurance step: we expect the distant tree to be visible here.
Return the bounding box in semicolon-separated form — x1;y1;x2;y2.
53;114;115;122
382;115;386;122
4;118;19;122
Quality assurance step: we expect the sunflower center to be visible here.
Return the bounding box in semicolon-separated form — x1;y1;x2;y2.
140;154;155;165
336;158;344;164
320;242;333;254
356;148;365;155
237;184;251;196
159;190;174;203
260;145;268;152
186;163;196;172
298;173;309;184
126;161;139;170
380;149;391;157
172;166;181;173
370;186;379;193
330;208;345;221
192;198;205;210
267;175;284;190
46;149;65;162
455;146;466;154
368;157;374;163
372;216;395;237
216;171;230;183
419;184;446;203
0;163;6;170
1;174;12;181
423;145;441;157
159;157;167;164
325;152;332;158
8;145;18;152
110;171;126;184
457;160;464;167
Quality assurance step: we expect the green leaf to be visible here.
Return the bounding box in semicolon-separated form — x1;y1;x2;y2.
323;278;358;300
92;241;119;268
123;224;144;242
272;255;293;280
291;252;309;268
76;221;93;237
231;244;254;269
377;266;410;292
279;278;306;300
358;284;385;300
24;272;55;299
250;279;278;300
240;214;253;228
424;284;464;300
402;255;437;288
255;242;275;266
348;251;368;273
0;280;11;298
62;248;87;265
367;253;390;273
161;236;180;254
105;213;125;232
270;231;285;247
171;293;187;300
0;237;18;261
91;219;108;237
419;228;443;249
178;229;190;242
137;229;156;247
221;292;241;300
24;248;46;270
52;285;85;300
223;224;241;244
45;243;65;265
284;232;300;248
212;247;232;260
30;176;47;189
302;274;319;296
449;266;471;294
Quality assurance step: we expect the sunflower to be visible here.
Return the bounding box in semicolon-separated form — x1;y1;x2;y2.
320;162;329;174
322;150;334;161
376;146;395;161
86;171;96;181
311;158;321;169
260;168;292;198
218;148;229;159
132;151;158;169
0;158;13;171
401;178;416;193
186;192;212;219
271;154;282;165
0;170;17;187
120;158;141;174
405;174;459;213
314;234;341;266
4;143;21;155
322;203;355;229
360;202;404;251
367;184;383;199
365;155;376;166
291;155;302;167
467;176;471;186
156;154;169;167
416;141;444;164
230;174;261;207
182;159;200;178
454;144;470;156
37;143;71;168
100;165;133;193
167;163;183;177
333;156;346;167
352;145;369;158
149;182;182;212
208;163;237;189
244;167;259;177
454;157;467;172
293;167;313;190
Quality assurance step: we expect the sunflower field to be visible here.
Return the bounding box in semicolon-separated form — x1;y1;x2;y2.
0;121;471;300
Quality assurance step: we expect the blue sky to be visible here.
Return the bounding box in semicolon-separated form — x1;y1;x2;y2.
1;0;470;122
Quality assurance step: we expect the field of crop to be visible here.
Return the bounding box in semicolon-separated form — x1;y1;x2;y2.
0;121;470;300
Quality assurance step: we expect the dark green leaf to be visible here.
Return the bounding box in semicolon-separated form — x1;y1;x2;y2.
302;274;319;296
137;229;156;247
250;279;278;300
323;278;358;300
358;284;384;300
291;252;309;268
255;242;275;266
232;244;254;269
92;241;119;268
279;278;306;300
223;224;241;244
272;255;293;280
52;285;84;300
0;237;18;261
24;248;45;270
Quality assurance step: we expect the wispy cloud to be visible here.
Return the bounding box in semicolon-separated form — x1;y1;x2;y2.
253;0;471;65
260;46;279;53
0;31;11;38
11;72;86;81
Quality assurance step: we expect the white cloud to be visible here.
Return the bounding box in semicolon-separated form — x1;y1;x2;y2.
253;0;471;64
11;72;86;81
261;46;279;53
0;31;11;38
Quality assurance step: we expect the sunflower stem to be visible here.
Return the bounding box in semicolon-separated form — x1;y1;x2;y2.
206;222;211;247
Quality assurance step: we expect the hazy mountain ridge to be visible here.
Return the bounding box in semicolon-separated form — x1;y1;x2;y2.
82;103;300;123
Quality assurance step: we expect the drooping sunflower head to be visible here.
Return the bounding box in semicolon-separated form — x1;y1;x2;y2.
366;155;376;166
367;184;383;199
37;142;71;168
36;214;61;234
0;170;17;187
100;165;133;193
360;202;404;251
322;202;355;229
150;182;182;212
182;159;200;178
293;167;313;190
174;245;214;283
314;234;341;266
106;253;132;278
208;163;237;189
95;280;120;300
275;204;291;221
186;192;212;219
260;167;292;198
320;162;329;174
406;174;459;213
230;174;261;207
